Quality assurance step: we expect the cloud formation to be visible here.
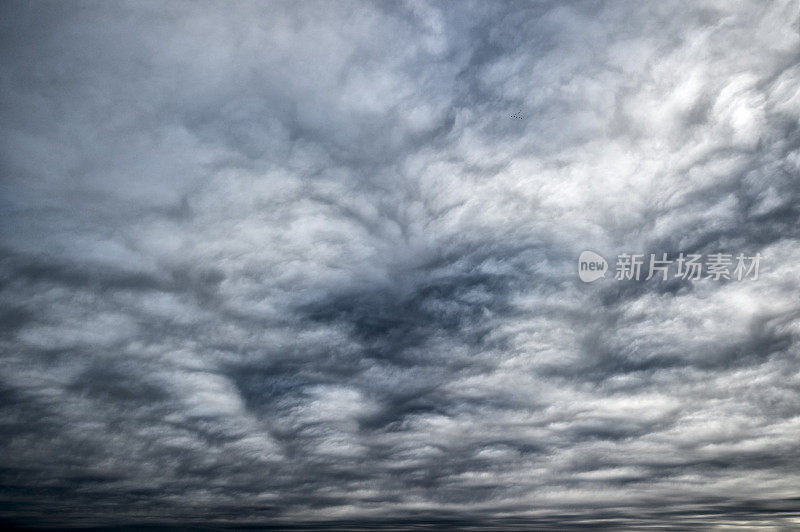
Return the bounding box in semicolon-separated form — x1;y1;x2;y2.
1;0;800;529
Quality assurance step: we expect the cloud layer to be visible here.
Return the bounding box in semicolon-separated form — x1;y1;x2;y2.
2;0;800;528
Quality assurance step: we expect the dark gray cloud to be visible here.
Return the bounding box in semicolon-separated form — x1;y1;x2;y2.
2;0;800;529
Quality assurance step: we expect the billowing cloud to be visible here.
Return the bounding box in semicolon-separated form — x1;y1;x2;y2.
1;0;800;529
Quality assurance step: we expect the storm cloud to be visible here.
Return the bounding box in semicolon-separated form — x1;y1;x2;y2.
1;0;800;529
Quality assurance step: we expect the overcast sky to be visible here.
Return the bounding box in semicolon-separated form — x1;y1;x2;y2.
2;0;800;529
